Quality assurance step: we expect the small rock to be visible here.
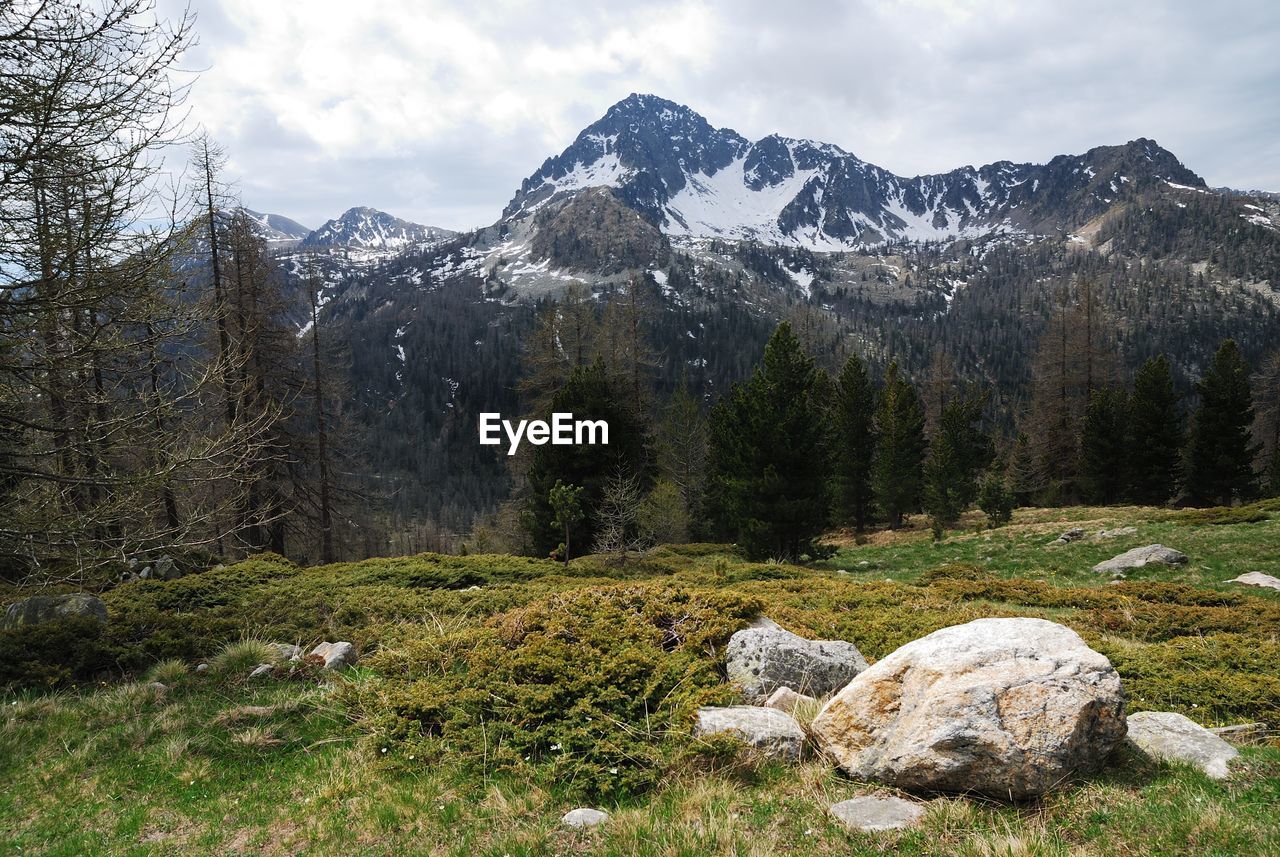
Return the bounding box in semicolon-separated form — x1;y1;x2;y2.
857;560;871;568
694;705;806;760
139;567;151;579
153;554;179;580
726;617;867;702
248;663;273;679
309;641;357;669
1092;544;1188;576
828;796;927;832
146;682;168;693
195;663;209;674
1057;527;1086;543
765;686;817;715
1227;572;1280;592
1126;711;1238;779
1096;526;1137;539
2;593;108;630
835;569;848;575
267;643;302;662
561;808;609;829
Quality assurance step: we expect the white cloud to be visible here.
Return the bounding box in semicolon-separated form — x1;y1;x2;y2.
159;0;1280;230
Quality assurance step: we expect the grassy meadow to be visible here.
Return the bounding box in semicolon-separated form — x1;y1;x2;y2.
2;502;1279;855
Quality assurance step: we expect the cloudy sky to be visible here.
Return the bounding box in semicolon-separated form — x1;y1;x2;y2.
157;0;1280;232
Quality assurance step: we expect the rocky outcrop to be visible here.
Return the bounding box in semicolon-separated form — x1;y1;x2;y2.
810;617;1126;800
828;796;928;832
726;617;867;702
694;705;806;760
1092;544;1188;576
1125;711;1238;779
2;594;107;629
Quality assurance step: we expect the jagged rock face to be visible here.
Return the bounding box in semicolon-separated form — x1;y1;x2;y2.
503;94;1207;249
529;187;671;275
301;206;455;250
810;617;1127;800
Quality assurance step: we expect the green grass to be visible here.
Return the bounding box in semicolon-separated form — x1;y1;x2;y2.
2;504;1279;854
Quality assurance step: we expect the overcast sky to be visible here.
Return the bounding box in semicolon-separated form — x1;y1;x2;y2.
157;0;1280;232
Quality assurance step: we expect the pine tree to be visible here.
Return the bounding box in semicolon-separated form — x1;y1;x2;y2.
1184;340;1260;506
1252;351;1280;498
871;362;927;528
1079;387;1130;505
523;363;650;558
1007;431;1042;507
978;468;1015;527
706;322;830;560
1126;355;1183;505
935;395;993;509
923;433;964;539
830;353;877;531
655;380;709;531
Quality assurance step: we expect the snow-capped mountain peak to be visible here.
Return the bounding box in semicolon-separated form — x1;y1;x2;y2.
301;206;456;251
502;95;1207;248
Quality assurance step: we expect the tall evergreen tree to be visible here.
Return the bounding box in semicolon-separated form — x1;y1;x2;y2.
830;354;877;531
1079;387;1130;505
1252;351;1280;498
706;322;830;560
1184;340;1260;506
934;395;993;509
923;433;964;538
523;363;650;558
871;362;927;528
1126;355;1183;505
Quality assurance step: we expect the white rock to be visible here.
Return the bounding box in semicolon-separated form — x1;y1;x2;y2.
764;686;816;715
561;807;609;829
828;796;927;832
810;617;1126;799
1096;526;1138;539
267;643;302;662
1126;711;1239;780
195;663;209;674
309;641;356;669
1227;572;1280;592
1092;544;1188;576
694;705;806;760
248;663;273;679
726;618;867;702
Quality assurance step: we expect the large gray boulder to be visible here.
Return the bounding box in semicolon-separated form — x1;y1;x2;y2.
694;705;806;760
1126;711;1238;779
810;617;1126;800
2;594;107;630
726;617;868;702
1092;544;1187;576
828;796;927;832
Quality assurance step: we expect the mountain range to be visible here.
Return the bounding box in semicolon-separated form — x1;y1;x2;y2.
247;93;1280;535
502;93;1210;248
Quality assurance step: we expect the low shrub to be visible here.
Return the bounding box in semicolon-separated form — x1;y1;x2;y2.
346;584;762;801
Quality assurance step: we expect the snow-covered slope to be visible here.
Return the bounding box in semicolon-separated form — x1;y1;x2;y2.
301;206;456;251
503;94;1207;248
239;208;312;243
